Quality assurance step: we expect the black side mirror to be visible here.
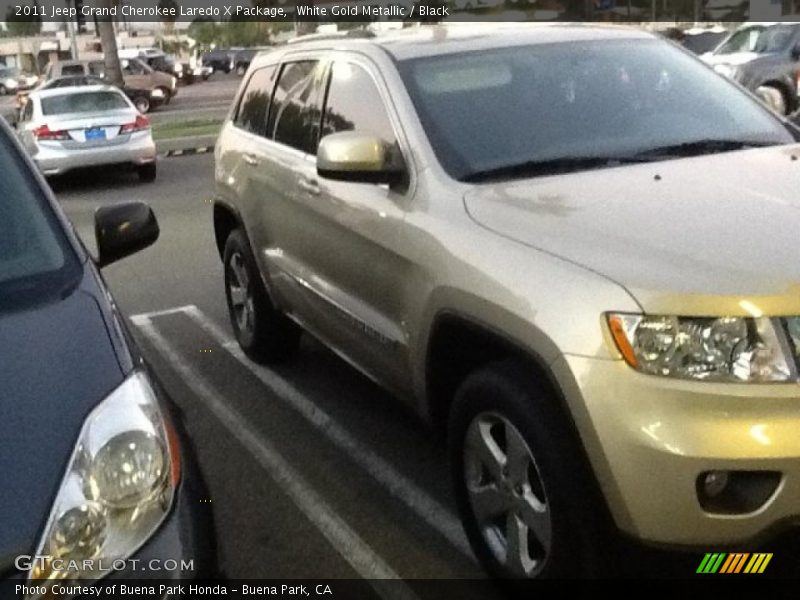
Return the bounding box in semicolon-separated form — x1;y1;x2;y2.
95;202;159;268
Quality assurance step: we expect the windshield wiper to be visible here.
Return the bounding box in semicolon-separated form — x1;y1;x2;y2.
461;155;654;183
633;139;778;159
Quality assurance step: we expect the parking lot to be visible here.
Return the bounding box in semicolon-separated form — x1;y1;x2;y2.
56;154;501;591
12;21;800;590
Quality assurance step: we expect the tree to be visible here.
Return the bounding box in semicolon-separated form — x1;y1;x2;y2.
158;0;179;36
188;17;217;47
96;0;123;86
5;1;42;37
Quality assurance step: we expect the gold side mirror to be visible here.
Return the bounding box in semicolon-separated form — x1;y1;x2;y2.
317;131;406;185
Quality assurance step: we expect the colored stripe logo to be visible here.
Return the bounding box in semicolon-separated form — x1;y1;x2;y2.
697;553;772;574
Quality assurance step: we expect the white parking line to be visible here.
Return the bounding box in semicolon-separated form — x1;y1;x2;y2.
137;304;472;559
131;314;421;600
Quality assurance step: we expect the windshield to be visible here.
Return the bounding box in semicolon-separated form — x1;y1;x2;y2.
0;67;18;78
41;91;129;115
398;39;795;181
715;24;796;54
0;128;80;307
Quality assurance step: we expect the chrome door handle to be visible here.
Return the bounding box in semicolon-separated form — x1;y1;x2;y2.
298;178;320;196
243;153;259;166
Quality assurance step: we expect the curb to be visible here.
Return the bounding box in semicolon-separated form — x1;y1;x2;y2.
160;144;215;158
156;134;217;158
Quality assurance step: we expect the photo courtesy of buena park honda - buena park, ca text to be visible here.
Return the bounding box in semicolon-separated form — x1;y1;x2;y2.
8;0;800;597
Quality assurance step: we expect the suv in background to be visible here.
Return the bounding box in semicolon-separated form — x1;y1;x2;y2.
214;26;800;578
703;21;800;114
45;58;177;110
232;48;269;76
202;48;242;74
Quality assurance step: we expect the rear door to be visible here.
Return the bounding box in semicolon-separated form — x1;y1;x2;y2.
242;57;326;310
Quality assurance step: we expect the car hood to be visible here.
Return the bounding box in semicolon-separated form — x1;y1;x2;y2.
0;266;124;575
463;144;800;315
703;51;765;66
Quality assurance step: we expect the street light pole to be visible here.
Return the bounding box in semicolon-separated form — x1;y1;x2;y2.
66;0;79;59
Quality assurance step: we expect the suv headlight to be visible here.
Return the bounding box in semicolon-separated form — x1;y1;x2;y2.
607;314;796;382
27;372;179;594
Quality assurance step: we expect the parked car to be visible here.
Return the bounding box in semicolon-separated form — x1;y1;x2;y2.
0;66;38;95
45;58;177;110
17;85;157;181
233;48;269;76
214;25;800;579
202;48;242;74
0;116;216;593
703;21;800;114
18;75;161;115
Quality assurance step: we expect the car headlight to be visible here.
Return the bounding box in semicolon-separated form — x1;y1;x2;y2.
607;314;795;382
5;79;18;88
27;372;178;594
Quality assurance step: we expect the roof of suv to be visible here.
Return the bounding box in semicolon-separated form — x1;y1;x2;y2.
265;23;654;62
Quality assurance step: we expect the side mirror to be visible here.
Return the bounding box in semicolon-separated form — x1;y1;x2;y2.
317;131;406;185
792;43;800;60
95;201;159;268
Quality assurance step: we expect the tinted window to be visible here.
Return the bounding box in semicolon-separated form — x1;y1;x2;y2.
0;130;80;306
41;91;129;115
60;64;85;76
234;65;276;136
267;61;324;154
398;39;795;181
322;62;396;147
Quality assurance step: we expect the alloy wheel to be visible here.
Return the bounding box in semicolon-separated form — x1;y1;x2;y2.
227;251;255;337
463;412;551;578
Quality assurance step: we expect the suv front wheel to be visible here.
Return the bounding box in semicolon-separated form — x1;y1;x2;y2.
448;360;605;580
224;229;301;363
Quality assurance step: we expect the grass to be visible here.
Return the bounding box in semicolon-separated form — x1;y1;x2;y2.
151;118;222;141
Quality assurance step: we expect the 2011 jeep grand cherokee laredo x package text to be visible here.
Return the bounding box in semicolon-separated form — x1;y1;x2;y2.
213;24;800;579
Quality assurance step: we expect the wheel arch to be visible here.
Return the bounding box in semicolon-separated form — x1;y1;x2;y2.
424;309;565;430
213;200;245;261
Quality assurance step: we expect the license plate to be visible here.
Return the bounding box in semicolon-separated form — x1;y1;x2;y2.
85;127;105;141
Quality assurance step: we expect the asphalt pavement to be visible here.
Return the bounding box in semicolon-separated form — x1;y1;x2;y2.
56;154;498;595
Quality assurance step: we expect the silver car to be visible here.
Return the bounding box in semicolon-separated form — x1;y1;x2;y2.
17;85;157;181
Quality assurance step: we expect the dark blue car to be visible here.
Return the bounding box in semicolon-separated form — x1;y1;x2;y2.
0;117;216;595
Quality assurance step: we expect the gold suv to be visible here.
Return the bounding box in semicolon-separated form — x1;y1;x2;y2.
214;24;800;578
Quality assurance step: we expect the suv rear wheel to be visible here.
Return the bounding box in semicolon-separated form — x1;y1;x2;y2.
448;360;605;580
224;229;301;363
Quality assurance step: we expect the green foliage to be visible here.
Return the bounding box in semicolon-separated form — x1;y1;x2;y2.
188;18;274;49
5;1;42;37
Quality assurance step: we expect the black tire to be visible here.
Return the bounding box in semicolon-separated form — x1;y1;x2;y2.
133;95;151;114
223;229;301;363
137;162;157;182
236;64;246;76
448;360;608;581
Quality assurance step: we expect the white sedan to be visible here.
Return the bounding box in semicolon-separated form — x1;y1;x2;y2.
16;85;157;181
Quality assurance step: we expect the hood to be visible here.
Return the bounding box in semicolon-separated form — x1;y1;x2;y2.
703;51;764;66
0;266;124;575
464;144;800;315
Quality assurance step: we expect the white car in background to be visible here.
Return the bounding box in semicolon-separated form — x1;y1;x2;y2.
16;85;157;181
0;66;38;95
